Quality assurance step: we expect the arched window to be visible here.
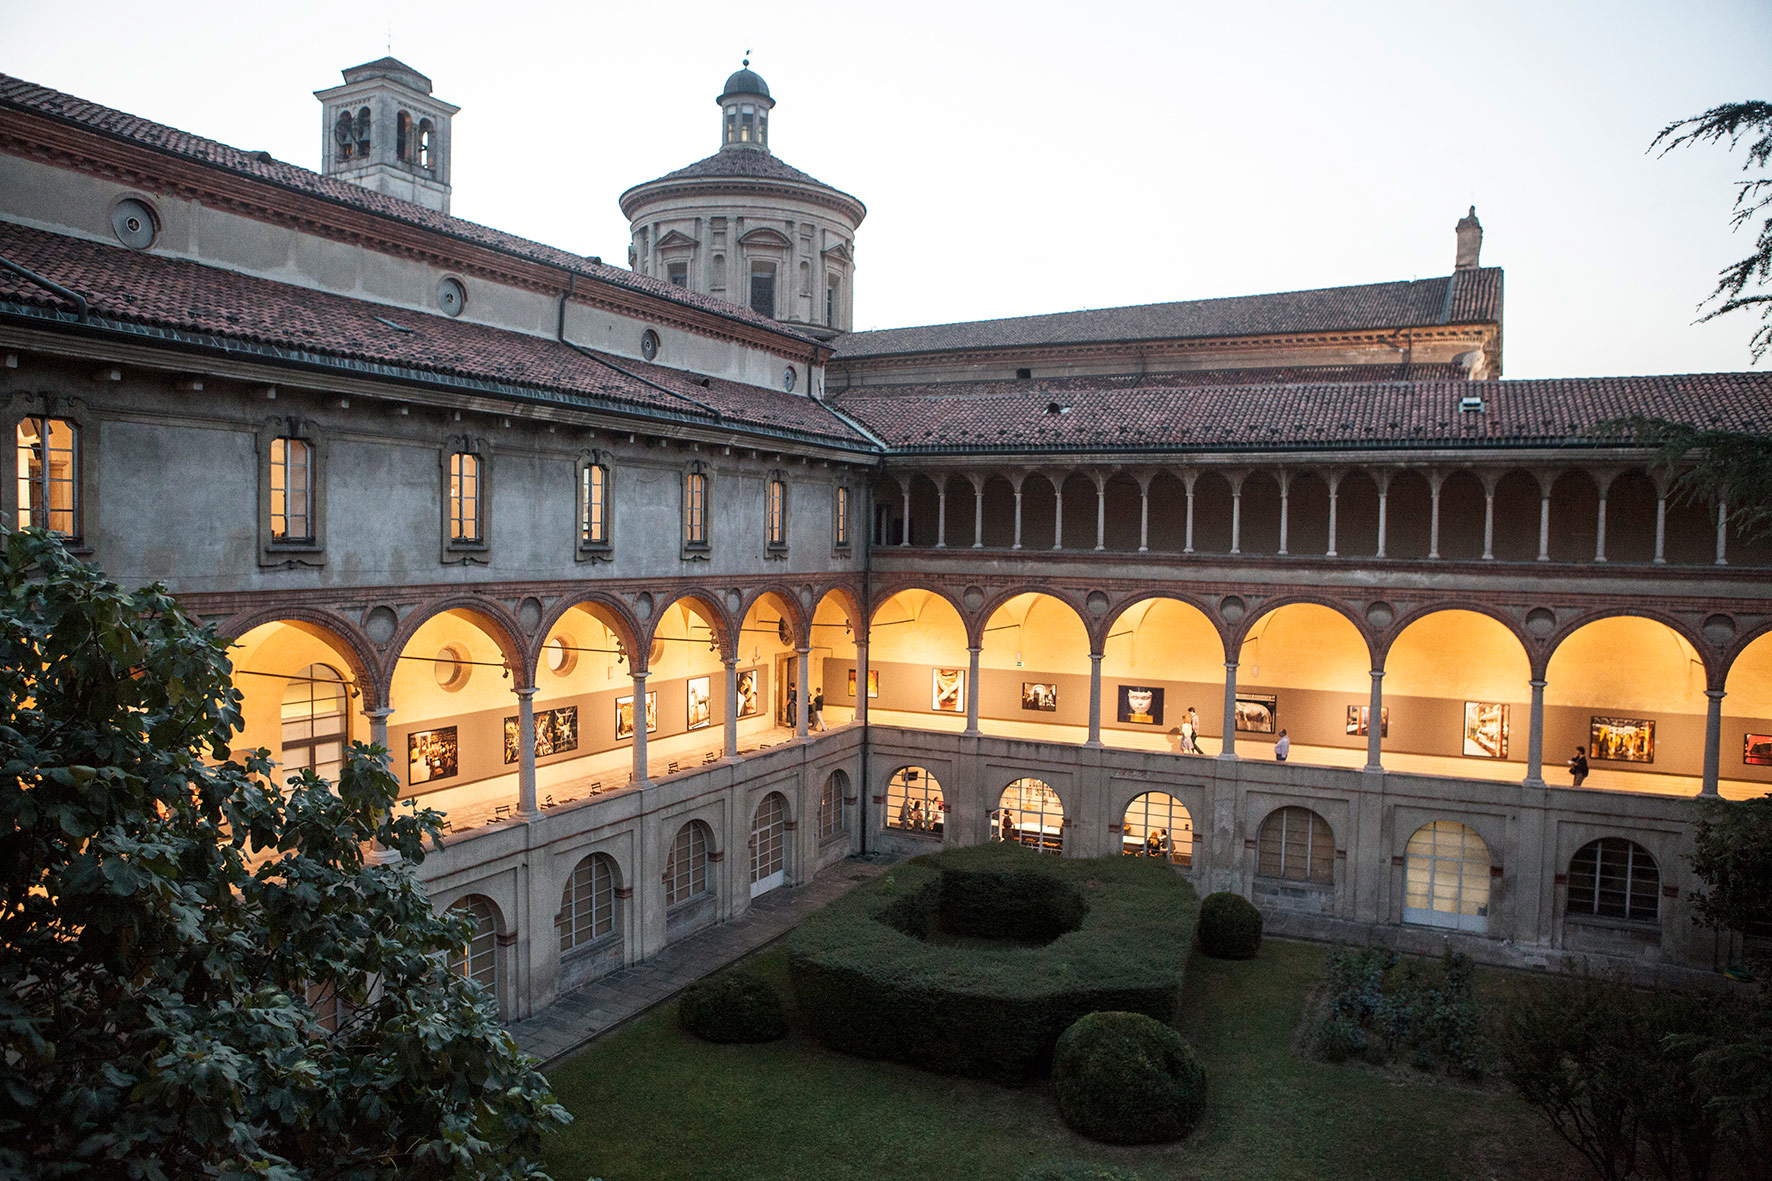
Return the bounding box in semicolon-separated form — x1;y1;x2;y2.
396;111;412;163
1122;792;1193;866
281;663;348;782
417;118;436;171
750;793;788;895
665;821;712;907
998;778;1065;855
447;895;499;999
1257;806;1334;884
1404;821;1491;931
818;770;848;840
334;110;355;159
886;765;944;835
353;107;371;155
558;853;618;953
1568;838;1660;925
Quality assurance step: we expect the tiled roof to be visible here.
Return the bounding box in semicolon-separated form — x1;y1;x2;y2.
0;74;816;345
839;363;1470;395
834;372;1772;453
832;270;1504;359
0;221;867;448
622;146;863;209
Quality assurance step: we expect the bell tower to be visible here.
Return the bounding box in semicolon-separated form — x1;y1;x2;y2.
314;57;458;214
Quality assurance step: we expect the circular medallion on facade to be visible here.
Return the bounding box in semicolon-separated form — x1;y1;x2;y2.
1524;606;1556;637
783;366;797;392
363;604;399;646
1086;590;1111;616
633;591;655;620
725;588;743;613
1219;595;1246;623
436;276;467;317
1702;613;1736;645
641;329;660;361
1364;600;1394;629
962;585;985;611
517;596;543;633
110;198;158;250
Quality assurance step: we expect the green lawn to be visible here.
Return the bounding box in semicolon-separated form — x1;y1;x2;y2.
540;938;1583;1181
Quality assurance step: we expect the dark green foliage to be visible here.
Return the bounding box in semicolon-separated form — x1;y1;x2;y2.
1016;1163;1143;1180
788;843;1195;1082
1311;945;1485;1079
0;527;568;1179
1592;417;1772;546
1497;969;1750;1181
1688;796;1772;949
677;971;788;1043
1051;1011;1206;1145
939;865;1088;942
1196;891;1263;959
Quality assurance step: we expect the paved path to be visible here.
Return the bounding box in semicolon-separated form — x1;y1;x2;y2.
511;856;890;1065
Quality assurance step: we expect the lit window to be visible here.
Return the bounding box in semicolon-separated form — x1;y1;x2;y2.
819;770;848;839
834;485;850;549
1121;792;1193;866
280;663;348;783
664;821;711;907
449;451;481;542
750;793;787;887
886;766;944;835
558;854;618;953
1404;821;1491;930
767;474;787;548
543;635;575;676
739;104;755;142
1568;837;1659;925
724;105;738;144
998;778;1065;855
448;896;499;999
684;469;708;547
581;463;609;546
15;416;79;538
269;437;312;541
1257;806;1334;883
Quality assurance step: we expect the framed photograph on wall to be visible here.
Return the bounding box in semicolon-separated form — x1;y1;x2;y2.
502;705;581;764
407;726;458;785
615;691;658;740
1344;705;1389;737
1463;702;1509;759
1590;716;1654;763
846;668;880;698
1235;694;1278;734
931;667;965;713
1117;685;1165;725
1745;733;1772;767
1021;682;1058;712
736;668;762;718
687;676;712;730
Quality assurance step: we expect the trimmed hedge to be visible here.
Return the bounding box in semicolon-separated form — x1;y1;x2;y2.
1017;1166;1143;1181
1197;891;1263;959
788;843;1196;1082
677;971;787;1044
1052;1011;1207;1144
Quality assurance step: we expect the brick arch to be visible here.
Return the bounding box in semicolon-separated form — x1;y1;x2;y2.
1233;595;1376;666
1095;590;1229;660
217;605;384;710
810;582;865;629
866;582;971;633
1543;608;1714;687
738;584;810;649
385;597;528;701
532;592;644;675
1376;601;1532;667
646;590;733;665
972;585;1092;650
1722;619;1772;686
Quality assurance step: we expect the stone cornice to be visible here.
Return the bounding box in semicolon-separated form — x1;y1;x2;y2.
620;174;867;225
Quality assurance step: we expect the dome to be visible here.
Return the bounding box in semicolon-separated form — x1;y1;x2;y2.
720;67;770;101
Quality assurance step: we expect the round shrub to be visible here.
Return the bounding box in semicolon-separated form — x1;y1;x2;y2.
1017;1165;1142;1181
1052;1011;1206;1144
677;971;786;1044
1197;891;1263;959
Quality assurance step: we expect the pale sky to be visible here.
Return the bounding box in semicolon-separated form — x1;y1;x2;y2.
4;0;1769;377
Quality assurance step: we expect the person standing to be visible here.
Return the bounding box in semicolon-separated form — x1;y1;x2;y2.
1274;729;1291;762
810;691;827;732
1180;716;1197;755
1568;745;1590;787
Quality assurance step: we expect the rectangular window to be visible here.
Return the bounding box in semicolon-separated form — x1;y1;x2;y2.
449;452;481;542
581;463;608;545
749;263;776;318
834;485;850;548
15;416;79;538
826;278;838;326
767;476;787;547
269;437;312;541
667;262;688;287
684;470;707;547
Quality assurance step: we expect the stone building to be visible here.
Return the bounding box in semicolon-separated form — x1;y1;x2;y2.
0;58;1768;1022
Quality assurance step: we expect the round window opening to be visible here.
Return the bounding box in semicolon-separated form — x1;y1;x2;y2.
782;366;797;393
437;277;467;317
434;645;470;691
641;329;660;361
110;198;158;250
544;635;576;676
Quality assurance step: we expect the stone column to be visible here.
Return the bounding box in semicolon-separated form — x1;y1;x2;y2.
1086;651;1104;748
630;670;650;785
1183;470;1198;554
1012;477;1025;550
935;479;948;548
1535;477;1551;561
1481;473;1497;560
1653;484;1668;564
1093;473;1107;551
515;686;541;819
1523;678;1546;787
1052;476;1065;550
853;640;870;728
1277;470;1291;556
970;474;985;548
1715;502;1729;566
1326;470;1341;557
1136;472;1151;553
899;482;912;546
1427;470;1444;559
1701;689;1724;798
795;646;811;739
366;706;394;754
963;644;982;737
1594;473;1612;562
1374;470;1392;559
1364;669;1384;772
723;656;740;760
1227;470;1246;556
1219;660;1239;760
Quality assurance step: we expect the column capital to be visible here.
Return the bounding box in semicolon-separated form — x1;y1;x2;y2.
364;706;396;720
1089;651;1104;662
1224;660;1239;672
1705;688;1727;701
515;685;538;701
1370;668;1384;680
1528;678;1547;690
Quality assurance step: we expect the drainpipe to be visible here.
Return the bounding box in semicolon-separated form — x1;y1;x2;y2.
0;255;88;321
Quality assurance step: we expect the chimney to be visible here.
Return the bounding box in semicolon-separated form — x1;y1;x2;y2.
1455;206;1482;271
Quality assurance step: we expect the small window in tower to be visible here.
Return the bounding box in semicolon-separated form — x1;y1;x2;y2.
758;109;768;147
826;275;840;327
334;110;355;160
740;104;755;142
396;111;412;163
418;119;436;171
667;262;688;287
354;107;371;156
725;105;738;144
749;262;776;318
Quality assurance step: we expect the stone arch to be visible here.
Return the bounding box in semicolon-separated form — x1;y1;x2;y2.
973;585;1091;650
647;590;733;664
218;606;382;710
1096;590;1229;658
996;776;1066;854
1544;609;1713;687
1234;595;1373;660
1119;789;1196;865
385;597;526;700
738;585;809;649
556;849;623;955
533;593;643;674
1376;600;1531;665
868;582;970;633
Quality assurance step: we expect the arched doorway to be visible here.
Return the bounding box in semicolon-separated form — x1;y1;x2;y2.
1546;616;1708;794
1237;603;1369;764
1101;597;1223;754
1403;821;1491;932
867;589;968;730
997;777;1065;854
979;592;1090;740
1384;610;1531;782
884;765;945;837
809;589;860;729
737;591;801;730
1723;631;1772;799
750;791;789;897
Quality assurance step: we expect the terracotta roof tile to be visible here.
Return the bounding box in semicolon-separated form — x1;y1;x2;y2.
0;220;866;447
840;363;1469;395
0;73;816;345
